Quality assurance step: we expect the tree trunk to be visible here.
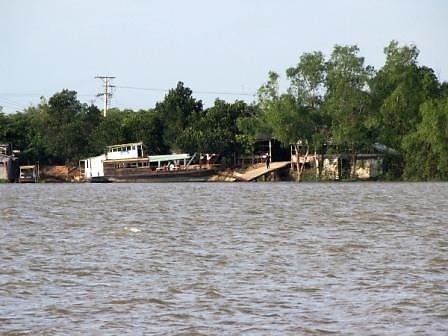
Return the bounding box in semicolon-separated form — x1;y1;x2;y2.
296;143;309;182
350;144;357;179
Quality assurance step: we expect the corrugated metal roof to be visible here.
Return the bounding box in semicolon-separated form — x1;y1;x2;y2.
149;154;190;162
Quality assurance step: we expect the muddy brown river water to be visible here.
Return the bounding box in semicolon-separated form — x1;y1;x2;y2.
1;182;447;335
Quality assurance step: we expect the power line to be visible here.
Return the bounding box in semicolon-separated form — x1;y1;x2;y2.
0;92;43;97
115;85;254;97
0;97;29;112
115;85;166;92
0;82;255;113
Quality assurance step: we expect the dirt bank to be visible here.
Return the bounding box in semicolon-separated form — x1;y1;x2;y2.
39;165;80;182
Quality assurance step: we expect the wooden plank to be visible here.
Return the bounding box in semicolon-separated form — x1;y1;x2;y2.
236;161;290;181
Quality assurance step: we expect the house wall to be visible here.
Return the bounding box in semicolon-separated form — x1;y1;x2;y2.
321;155;383;180
354;158;383;179
323;157;340;180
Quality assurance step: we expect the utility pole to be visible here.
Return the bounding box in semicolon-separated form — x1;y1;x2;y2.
95;76;115;117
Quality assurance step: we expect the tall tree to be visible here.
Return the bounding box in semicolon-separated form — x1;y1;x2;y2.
178;99;254;163
154;82;203;151
370;41;439;149
120;109;169;154
3;112;33;157
286;51;326;109
256;71;316;180
89;108;127;154
325;45;373;178
286;51;328;176
18;102;49;164
45;89;100;163
368;41;442;178
402;97;448;180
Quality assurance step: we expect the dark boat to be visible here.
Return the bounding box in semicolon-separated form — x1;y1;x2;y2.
80;142;218;183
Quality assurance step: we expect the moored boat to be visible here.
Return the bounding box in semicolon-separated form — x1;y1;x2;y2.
79;142;218;182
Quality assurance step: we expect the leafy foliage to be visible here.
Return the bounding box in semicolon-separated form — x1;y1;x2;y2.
324;45;373;151
286;51;326;108
178;99;254;157
1;42;447;180
402;98;448;180
153;82;203;151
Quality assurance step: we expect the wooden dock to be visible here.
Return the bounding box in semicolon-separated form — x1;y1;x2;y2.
234;161;290;181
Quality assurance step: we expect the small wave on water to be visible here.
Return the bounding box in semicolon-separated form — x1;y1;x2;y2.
124;226;142;233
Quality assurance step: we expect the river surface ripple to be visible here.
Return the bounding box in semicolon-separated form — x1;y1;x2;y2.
1;182;447;335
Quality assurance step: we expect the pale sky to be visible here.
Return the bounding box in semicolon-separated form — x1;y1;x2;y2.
1;0;447;113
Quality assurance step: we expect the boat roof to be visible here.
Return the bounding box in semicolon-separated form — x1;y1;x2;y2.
104;157;148;163
106;142;143;150
20;165;37;169
149;154;190;162
100;153;191;163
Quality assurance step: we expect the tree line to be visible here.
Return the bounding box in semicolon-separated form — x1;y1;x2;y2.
1;41;447;180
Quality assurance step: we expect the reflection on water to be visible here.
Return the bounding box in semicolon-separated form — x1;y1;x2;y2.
1;182;447;334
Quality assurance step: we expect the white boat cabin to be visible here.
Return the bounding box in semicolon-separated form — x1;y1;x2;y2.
106;143;144;160
80;142;144;179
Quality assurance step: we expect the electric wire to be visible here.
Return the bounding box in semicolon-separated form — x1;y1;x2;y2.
0;84;255;113
115;85;254;97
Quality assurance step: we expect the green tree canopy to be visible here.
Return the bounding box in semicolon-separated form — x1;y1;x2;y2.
154;82;203;151
324;45;373;152
286;51;326;109
402;97;448;180
369;41;440;149
178;99;254;159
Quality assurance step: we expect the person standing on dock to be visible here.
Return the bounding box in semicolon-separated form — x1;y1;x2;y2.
266;153;270;169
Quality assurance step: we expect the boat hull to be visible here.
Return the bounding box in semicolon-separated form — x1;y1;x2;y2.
97;167;217;183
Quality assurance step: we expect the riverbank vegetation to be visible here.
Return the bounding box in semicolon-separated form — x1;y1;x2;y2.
1;41;447;180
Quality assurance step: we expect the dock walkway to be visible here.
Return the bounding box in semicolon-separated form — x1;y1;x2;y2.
234;161;290;181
